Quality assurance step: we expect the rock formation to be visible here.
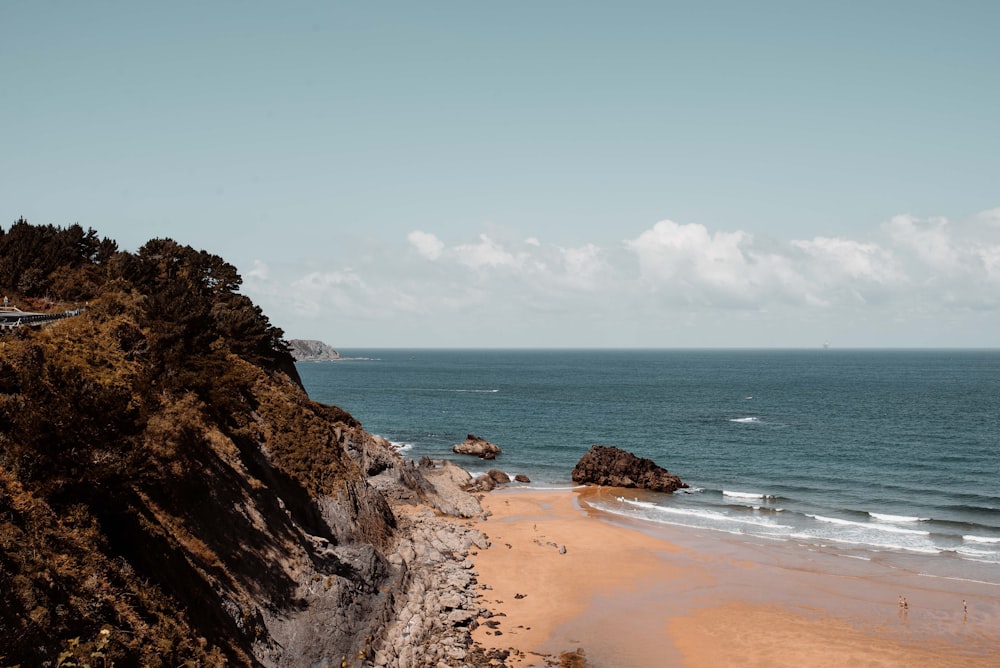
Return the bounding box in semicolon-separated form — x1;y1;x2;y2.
411;459;488;519
288;338;341;361
464;469;513;493
452;434;503;460
571;445;688;493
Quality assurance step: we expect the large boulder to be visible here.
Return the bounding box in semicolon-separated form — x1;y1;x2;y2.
452;434;502;460
416;460;485;518
571;445;687;493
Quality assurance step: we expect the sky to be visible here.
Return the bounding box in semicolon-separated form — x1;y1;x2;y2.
3;1;999;348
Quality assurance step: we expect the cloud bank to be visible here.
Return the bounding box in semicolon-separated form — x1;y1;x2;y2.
243;209;1000;347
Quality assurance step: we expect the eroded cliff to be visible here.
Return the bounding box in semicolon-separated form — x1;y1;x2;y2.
0;223;431;666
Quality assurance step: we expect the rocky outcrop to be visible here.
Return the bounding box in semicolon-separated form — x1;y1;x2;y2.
452;434;502;460
372;508;491;667
464;469;512;493
413;459;486;519
571;445;688;493
333;444;500;666
288;338;341;361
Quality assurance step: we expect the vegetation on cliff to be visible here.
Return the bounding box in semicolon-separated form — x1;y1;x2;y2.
0;219;396;666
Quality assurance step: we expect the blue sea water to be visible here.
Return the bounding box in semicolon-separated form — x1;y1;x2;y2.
297;349;1000;584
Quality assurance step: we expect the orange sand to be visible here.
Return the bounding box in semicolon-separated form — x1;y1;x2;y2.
469;487;1000;667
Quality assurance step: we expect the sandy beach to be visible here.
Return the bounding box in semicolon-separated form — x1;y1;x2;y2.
469;486;1000;667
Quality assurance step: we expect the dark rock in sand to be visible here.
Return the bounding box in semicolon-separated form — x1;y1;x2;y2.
465;469;512;493
452;433;503;460
486;469;510;485
571;445;687;493
559;648;590;667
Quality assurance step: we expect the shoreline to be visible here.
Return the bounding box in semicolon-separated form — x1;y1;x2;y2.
468;486;1000;667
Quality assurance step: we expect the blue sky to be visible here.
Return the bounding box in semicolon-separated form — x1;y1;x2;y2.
3;2;998;347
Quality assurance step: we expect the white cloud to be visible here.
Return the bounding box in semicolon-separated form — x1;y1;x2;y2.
453;234;517;269
978;245;1000;281
246;259;269;280
880;213;1000;297
623;219;806;307
976;208;1000;228
792;237;904;285
239;207;1000;347
408;230;445;260
789;237;904;307
403;230;616;295
290;270;366;316
556;243;611;290
625;219;750;290
884;214;961;272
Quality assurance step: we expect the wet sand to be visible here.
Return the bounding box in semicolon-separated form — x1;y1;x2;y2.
470;486;1000;667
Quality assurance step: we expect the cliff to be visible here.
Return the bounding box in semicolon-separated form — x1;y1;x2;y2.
288;339;341;362
0;221;495;667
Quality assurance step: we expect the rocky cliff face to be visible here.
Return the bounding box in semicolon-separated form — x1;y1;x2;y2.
0;320;398;666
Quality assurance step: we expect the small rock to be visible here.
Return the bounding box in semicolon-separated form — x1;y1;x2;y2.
447;609;477;627
439;594;464;610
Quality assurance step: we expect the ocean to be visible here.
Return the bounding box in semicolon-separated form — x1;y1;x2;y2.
297;349;1000;586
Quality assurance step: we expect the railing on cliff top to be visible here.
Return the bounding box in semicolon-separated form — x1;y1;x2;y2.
0;305;87;330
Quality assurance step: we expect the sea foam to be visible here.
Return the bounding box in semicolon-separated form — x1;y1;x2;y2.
869;512;930;523
724;490;776;500
806;514;930;536
616;498;792;530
